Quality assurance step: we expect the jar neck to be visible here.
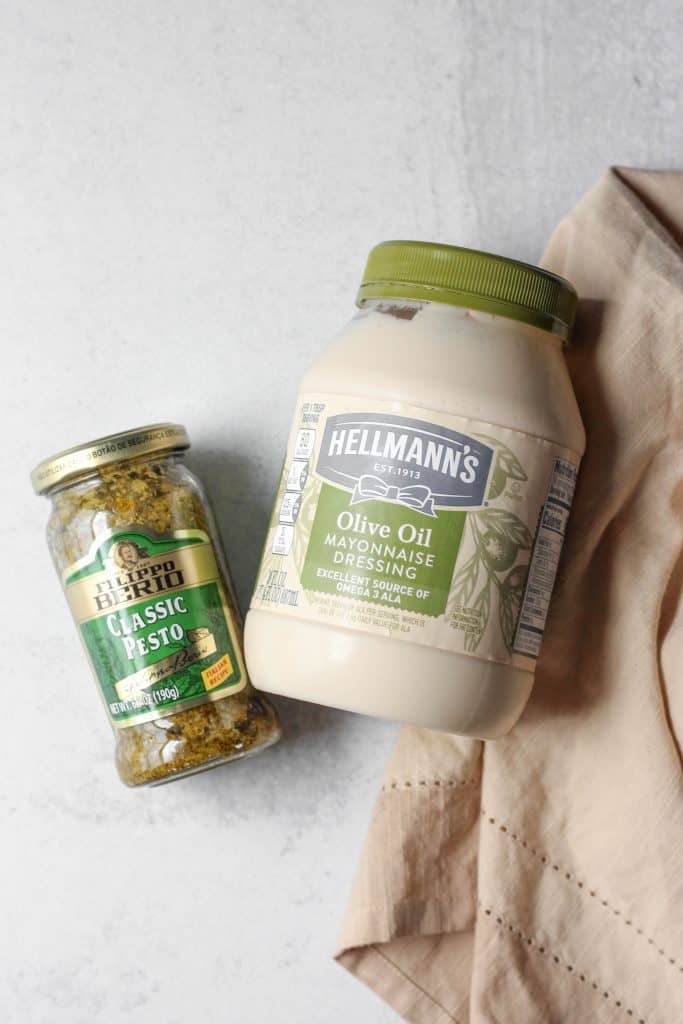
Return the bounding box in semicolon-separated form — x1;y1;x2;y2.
358;296;564;349
47;450;186;502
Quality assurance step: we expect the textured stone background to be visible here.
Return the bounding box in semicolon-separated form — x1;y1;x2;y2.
1;2;681;1021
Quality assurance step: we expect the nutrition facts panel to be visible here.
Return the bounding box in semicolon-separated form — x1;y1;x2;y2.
513;457;579;659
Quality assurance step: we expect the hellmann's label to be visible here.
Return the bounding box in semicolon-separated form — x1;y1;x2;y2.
64;528;245;727
251;394;580;666
317;414;494;513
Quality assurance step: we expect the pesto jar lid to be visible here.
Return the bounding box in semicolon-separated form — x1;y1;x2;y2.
357;240;578;341
31;422;190;495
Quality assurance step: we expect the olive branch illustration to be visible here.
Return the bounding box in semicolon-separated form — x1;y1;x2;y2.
449;439;532;652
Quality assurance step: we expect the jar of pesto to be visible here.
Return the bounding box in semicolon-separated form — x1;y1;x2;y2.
32;423;281;786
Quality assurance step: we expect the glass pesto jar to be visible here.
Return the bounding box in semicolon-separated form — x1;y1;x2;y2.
33;423;281;786
246;241;586;738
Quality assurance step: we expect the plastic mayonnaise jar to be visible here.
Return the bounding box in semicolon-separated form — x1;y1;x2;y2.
245;241;585;737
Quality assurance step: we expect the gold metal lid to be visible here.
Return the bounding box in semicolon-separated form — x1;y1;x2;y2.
31;422;190;495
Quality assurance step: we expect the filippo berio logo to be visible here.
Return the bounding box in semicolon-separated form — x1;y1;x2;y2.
316;413;494;517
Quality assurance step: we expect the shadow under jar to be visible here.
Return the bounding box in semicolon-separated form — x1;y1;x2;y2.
33;423;281;786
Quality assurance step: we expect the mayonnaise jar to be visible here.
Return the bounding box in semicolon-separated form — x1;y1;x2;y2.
245;241;585;737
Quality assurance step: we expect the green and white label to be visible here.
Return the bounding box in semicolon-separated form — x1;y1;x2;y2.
251;393;580;667
64;528;245;727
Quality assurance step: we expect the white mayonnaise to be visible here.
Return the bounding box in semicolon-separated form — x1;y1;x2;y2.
246;242;585;737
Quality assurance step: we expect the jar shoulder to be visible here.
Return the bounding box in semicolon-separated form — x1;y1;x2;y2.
300;307;586;456
45;457;213;572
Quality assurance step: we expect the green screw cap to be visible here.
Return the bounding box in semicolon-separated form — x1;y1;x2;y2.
357;240;578;341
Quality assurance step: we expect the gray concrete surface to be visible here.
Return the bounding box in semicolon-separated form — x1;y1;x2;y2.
1;1;681;1021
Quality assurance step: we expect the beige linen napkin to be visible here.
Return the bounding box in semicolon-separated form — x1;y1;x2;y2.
336;169;683;1024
